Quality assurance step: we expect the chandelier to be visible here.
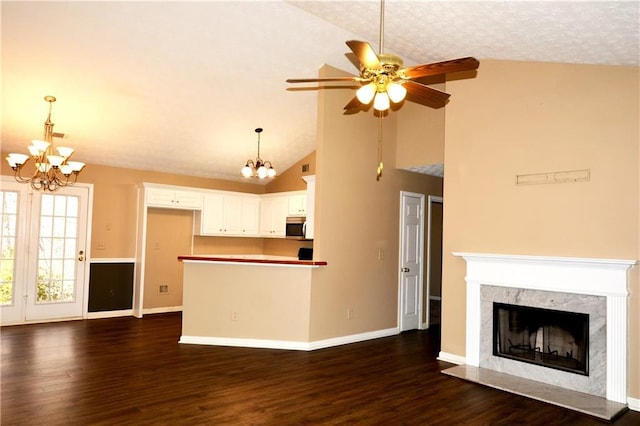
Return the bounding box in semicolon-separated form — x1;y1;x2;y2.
241;128;276;179
5;96;85;192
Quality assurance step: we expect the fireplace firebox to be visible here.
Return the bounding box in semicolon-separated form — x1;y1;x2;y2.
493;302;589;375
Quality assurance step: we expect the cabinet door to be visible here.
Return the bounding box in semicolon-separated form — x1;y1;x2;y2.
260;196;287;237
146;188;176;207
147;188;202;210
200;194;225;234
271;196;288;236
287;193;306;216
174;191;202;209
240;197;260;236
222;195;242;235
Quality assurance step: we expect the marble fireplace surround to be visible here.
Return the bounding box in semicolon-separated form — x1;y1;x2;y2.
452;252;636;404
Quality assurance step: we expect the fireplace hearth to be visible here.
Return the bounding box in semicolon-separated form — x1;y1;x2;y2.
493;302;589;375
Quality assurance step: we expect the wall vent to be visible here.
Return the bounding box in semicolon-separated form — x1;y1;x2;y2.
302;164;309;173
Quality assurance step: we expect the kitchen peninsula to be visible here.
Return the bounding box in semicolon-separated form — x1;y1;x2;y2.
177;254;327;350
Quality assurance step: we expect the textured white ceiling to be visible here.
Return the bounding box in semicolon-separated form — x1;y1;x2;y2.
2;1;638;183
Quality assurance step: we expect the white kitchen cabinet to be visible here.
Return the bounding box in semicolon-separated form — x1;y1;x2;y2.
260;195;288;237
287;192;307;216
146;188;202;210
196;193;260;237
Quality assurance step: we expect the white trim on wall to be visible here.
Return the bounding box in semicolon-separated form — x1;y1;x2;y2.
180;327;399;351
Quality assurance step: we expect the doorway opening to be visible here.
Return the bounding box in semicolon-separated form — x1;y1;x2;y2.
425;195;443;329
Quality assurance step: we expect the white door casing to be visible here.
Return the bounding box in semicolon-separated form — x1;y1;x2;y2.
398;192;425;332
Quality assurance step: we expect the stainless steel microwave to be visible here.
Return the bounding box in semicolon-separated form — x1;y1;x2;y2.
285;216;306;238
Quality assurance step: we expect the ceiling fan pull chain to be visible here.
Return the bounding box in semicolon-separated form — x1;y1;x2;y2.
376;115;384;180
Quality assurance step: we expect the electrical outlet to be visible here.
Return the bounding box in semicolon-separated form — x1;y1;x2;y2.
231;311;239;321
159;284;169;293
378;248;384;260
346;308;353;320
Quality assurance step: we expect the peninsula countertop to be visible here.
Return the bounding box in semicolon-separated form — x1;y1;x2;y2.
177;254;327;267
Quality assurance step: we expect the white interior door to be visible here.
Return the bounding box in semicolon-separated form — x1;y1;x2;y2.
399;192;424;332
24;186;90;321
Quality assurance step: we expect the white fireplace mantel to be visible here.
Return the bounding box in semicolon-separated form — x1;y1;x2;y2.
453;252;637;404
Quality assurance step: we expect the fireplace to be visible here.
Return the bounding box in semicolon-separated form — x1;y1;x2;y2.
493;302;589;375
451;252;636;404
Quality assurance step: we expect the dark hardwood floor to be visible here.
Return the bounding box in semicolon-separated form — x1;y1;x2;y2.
2;313;639;425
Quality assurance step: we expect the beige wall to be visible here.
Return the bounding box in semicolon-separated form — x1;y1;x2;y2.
309;64;444;341
182;262;312;341
441;60;639;398
396;81;446;169
265;151;316;193
144;208;193;309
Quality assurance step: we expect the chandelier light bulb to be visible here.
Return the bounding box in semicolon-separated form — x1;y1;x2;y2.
8;153;29;166
387;82;407;103
67;161;85;172
356;83;376;104
241;164;253;177
257;166;268;179
267;167;276;178
32;139;50;152
47;155;64;167
57;146;74;158
373;91;390;111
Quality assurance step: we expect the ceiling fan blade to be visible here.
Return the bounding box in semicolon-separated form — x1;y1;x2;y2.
403;57;479;79
286;76;360;83
343;96;362;111
404;80;451;108
346;40;381;69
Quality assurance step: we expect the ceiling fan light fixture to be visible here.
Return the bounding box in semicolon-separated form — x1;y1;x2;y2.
387;82;407;103
373;91;390;111
356;82;376;104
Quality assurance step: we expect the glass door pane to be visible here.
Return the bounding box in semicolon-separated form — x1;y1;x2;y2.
0;191;19;306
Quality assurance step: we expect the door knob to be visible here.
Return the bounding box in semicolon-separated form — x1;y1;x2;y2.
78;250;85;261
401;267;410;272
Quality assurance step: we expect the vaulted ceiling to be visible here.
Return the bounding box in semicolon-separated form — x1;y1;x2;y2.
2;1;638;183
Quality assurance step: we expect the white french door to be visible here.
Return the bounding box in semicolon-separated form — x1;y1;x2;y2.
0;179;91;324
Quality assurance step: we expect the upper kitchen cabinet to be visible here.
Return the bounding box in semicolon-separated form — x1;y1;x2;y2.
287;192;307;216
260;195;288;237
196;193;260;237
146;187;203;210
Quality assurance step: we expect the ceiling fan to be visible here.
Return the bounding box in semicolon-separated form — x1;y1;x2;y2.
286;0;480;113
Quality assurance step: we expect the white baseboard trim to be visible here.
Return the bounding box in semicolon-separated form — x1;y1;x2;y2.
179;336;310;350
87;309;133;319
308;327;398;350
438;351;466;365
180;327;399;351
628;396;640;412
142;306;183;315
